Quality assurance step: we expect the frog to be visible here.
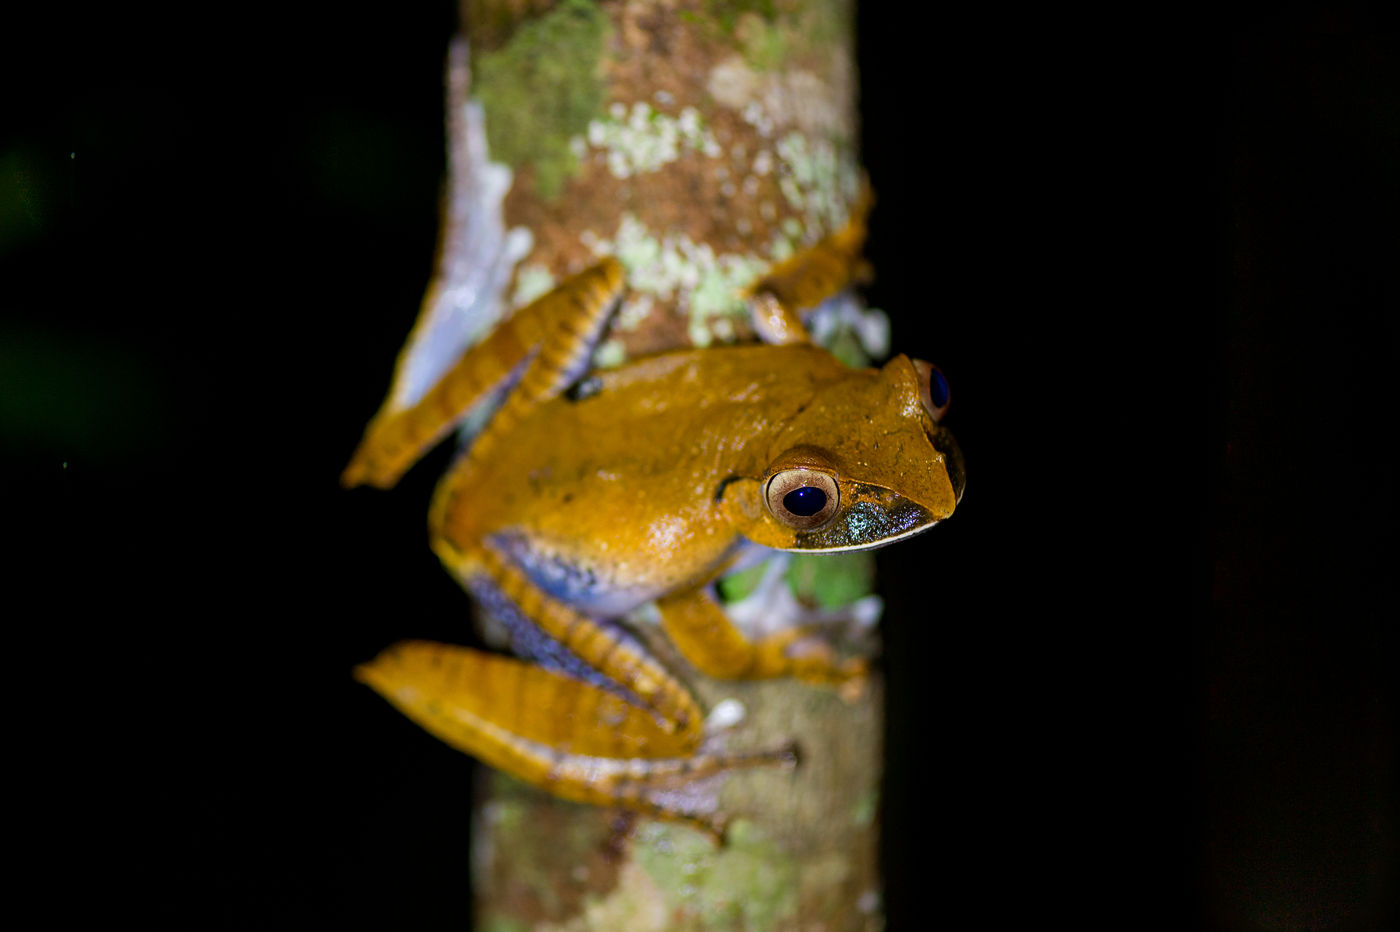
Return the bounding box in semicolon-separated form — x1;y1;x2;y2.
342;205;964;839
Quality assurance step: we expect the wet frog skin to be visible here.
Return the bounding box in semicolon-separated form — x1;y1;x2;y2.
343;213;963;838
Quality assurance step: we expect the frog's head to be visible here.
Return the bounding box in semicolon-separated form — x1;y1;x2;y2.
722;354;964;552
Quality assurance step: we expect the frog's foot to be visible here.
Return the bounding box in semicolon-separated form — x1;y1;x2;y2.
751;625;870;699
608;739;798;845
718;553;878;698
657;585;873;698
754;611;876;701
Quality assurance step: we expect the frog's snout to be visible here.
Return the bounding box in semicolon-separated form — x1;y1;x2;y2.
928;423;966;506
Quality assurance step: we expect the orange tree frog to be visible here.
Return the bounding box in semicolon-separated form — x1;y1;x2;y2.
342;214;964;839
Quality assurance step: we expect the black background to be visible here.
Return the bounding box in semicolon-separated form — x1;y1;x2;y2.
6;2;1395;929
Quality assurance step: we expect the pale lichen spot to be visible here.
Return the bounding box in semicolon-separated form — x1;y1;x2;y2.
768;233;794;263
773;130;861;240
510;262;555;308
615;292;655;331
705;698;746;732
706;56;760;110
687;316;714;348
591;338;627;369
632;820;800;930
741;100;774;137
579;860;670;931
588;213;768;346
575;102;721;179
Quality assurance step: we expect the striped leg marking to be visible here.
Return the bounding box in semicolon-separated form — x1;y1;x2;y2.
342;259;625;489
356;640;794;839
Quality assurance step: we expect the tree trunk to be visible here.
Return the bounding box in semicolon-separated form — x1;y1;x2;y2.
436;2;883;928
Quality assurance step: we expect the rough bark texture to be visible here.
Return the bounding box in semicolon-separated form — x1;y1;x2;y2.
449;2;883;928
471;669;884;931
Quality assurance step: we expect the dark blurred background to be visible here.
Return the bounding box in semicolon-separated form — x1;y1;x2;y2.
5;2;1394;928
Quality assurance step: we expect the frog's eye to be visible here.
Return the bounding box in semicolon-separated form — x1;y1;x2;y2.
764;469;840;530
913;359;951;423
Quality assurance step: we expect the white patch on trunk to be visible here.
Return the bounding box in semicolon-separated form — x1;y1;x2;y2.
387;39;533;411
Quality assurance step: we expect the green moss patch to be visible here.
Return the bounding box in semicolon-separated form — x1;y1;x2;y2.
473;0;610;200
786;551;876;609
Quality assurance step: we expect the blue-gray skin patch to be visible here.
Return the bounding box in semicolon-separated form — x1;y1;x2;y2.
489;530;662;616
467;572;646;708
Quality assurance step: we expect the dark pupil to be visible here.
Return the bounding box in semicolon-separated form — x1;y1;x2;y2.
929;368;950;409
783;486;827;517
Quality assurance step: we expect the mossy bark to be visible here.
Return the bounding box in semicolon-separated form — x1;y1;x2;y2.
449;2;882;928
471;671;883;931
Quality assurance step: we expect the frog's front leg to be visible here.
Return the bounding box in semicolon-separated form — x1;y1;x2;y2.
656;585;869;691
747;183;871;345
355;640;794;840
342;259;625;489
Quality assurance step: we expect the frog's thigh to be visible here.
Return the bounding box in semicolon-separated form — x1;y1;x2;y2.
356;640;697;766
656;587;868;687
357;641;790;837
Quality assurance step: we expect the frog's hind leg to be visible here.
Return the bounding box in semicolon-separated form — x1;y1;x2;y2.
428;540;707;741
342;259;626;489
356;640;795;840
747;183;872;345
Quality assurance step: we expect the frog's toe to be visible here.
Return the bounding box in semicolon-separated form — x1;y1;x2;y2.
758;625;871;695
792;646;869;699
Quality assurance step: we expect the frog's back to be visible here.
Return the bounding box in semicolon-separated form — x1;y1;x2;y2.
454;343;860;536
548;343;855;461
